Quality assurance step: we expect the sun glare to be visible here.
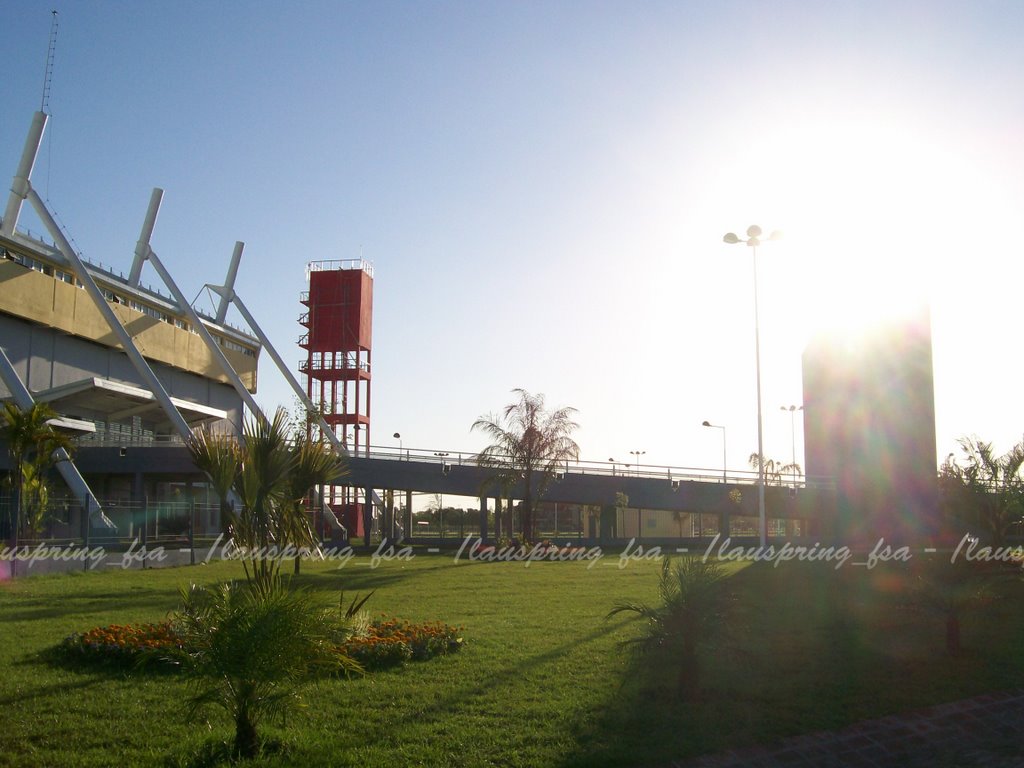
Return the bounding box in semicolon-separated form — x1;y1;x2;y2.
718;112;1007;344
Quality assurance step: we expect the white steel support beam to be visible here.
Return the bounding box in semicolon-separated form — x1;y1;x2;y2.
130;191;265;428
25;186;195;441
2;111;47;236
209;276;348;458
128;187;160;286
0;345;113;528
215;242;243;324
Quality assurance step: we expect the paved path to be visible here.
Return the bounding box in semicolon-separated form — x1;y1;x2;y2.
669;689;1024;767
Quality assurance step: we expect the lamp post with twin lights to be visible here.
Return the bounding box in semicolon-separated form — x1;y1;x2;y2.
723;225;781;548
780;405;803;486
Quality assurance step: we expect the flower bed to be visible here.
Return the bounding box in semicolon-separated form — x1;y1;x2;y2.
59;621;184;666
341;616;465;670
58;616;464;672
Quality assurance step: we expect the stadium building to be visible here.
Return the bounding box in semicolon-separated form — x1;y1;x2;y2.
0;109;265;537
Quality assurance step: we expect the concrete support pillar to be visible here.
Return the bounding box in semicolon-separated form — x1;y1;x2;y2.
479;497;488;542
404;490;412;541
384;489;395;545
363;487;372;547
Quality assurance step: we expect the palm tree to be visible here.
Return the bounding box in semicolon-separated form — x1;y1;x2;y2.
188;408;345;593
286;431;347;574
915;555;1000;656
940;437;1024;545
164;579;359;759
187;427;238;536
1;401;74;538
608;557;729;699
472;389;580;543
21;460;52;536
748;453;802;486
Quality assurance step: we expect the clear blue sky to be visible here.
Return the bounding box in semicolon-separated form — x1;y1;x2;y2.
4;1;1024;474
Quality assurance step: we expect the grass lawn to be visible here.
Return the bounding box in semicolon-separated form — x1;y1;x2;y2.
0;551;1022;767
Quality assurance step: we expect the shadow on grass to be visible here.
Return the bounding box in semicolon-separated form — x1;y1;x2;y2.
287;561;456;593
0;586;188;623
367;618;624;737
162;736;291;768
0;670;108;707
33;638;185;681
1;559;452;624
557;560;933;767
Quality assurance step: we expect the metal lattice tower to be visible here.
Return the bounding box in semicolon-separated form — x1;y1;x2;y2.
40;11;59;114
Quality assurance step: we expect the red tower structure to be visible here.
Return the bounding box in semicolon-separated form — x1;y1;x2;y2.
299;259;373;534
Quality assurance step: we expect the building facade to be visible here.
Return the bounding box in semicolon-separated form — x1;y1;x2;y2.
0;111;262;537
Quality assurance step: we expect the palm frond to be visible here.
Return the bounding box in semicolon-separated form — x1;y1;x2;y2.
471;389;580;540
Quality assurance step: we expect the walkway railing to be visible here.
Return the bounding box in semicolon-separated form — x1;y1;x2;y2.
355;444;836;490
306;259;374;278
62;433;835;490
74;433;188;447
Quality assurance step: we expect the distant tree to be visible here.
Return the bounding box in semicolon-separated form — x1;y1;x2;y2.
940;437;1024;545
582;505;602;538
748;453;802;486
671;509;687;539
472;389;580;543
599;492;628;542
445;506;473;538
292;395;333;441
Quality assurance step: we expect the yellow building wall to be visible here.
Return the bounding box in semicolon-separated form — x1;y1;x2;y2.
0;261;258;391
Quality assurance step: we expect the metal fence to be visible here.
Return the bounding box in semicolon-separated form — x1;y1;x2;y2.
357;444;837;489
0;493;221;543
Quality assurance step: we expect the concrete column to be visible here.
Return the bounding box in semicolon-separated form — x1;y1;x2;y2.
479;497;488;542
384;489;395;545
404;490;412;541
363;487;372;547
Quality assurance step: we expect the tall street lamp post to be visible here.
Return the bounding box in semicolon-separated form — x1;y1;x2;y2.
724;225;781;548
702;421;727;483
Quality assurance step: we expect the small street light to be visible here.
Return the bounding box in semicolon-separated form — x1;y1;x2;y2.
702;421;727;483
434;451;450;476
393;432;403;458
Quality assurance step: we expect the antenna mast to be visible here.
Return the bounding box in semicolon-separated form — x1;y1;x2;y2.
40;10;59;114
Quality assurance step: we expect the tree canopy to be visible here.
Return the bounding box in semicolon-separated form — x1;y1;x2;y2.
472;389;580;542
939;436;1024;545
1;401;74;537
188;408;346;592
